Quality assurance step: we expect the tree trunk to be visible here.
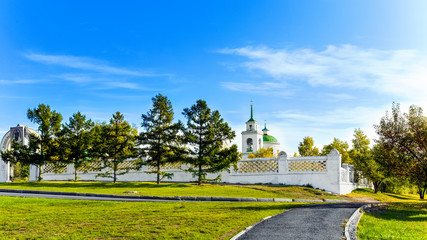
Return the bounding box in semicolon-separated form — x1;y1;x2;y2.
156;161;160;184
113;161;117;183
373;181;381;193
74;163;78;181
418;186;426;199
38;165;42;182
198;164;202;185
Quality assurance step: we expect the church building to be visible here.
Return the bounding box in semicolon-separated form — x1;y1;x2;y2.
241;105;280;159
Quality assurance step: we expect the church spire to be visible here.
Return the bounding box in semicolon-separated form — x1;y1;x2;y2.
248;104;255;122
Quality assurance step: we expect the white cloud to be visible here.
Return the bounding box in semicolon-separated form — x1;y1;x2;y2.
25;53;157;77
220;81;293;96
219;45;427;100
0;79;40;85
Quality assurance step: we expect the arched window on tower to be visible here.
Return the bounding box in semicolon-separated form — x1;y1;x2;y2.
247;138;253;152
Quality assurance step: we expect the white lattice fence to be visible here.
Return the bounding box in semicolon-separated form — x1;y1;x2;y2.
43;163;67;173
288;160;327;172
238;160;278;173
148;162;181;170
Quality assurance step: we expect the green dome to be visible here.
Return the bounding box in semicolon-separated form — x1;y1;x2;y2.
263;134;278;142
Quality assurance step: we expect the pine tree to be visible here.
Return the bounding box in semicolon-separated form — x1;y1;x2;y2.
182;100;240;185
26;104;63;181
139;94;183;184
60;112;95;181
94;112;138;183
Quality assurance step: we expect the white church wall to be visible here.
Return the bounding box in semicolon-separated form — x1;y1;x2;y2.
35;149;360;195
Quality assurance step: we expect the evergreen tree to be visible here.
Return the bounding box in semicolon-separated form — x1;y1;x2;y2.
26;104;63;181
60;112;95;181
182;100;240;185
298;136;320;156
94;112;138;183
139;94;183;184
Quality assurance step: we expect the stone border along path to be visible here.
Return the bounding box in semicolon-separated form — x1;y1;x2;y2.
345;203;386;240
233;202;374;240
0;188;348;202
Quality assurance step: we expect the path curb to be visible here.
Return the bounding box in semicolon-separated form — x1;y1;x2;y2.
0;188;348;203
345;203;383;240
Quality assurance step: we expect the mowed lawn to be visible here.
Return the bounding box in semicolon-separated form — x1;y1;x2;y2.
0;196;304;239
0;181;343;200
347;189;427;240
358;202;427;240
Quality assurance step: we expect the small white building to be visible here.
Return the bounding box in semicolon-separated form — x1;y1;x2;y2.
241;105;280;159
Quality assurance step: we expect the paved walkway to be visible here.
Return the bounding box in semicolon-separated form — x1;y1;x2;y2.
238;203;367;240
0;191;171;202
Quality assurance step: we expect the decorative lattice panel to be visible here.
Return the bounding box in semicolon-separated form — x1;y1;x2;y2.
238;160;278;173
43;163;67;173
78;161;102;172
148;162;181;170
118;161;138;169
288;161;326;172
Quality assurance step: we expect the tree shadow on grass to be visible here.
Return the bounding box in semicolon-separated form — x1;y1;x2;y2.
229;203;303;211
367;203;427;222
0;181;193;189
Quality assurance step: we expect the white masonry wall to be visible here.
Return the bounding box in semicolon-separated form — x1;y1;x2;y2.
33;149;361;194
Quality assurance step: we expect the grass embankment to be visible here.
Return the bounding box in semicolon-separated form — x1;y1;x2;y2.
344;189;427;240
357;202;427;240
0;196;303;239
0;181;343;200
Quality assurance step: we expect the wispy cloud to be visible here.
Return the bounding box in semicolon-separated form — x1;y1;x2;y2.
0;79;40;85
218;45;427;99
220;81;293;96
273;106;385;127
25;53;158;77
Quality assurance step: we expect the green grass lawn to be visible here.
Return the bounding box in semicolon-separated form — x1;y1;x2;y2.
345;188;421;202
0;181;343;200
357;202;427;240
0;196;303;239
345;189;427;240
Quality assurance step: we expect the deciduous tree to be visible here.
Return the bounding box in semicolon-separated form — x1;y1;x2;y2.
248;147;275;158
298;136;320;156
375;103;427;199
321;138;351;163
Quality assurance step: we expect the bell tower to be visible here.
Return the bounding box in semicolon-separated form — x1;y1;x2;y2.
241;104;263;159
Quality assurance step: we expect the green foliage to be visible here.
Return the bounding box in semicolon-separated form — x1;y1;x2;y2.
349;129;382;192
248;147;275;158
139;94;183;184
182;100;240;184
321;137;351;163
2;104;63;181
375;103;427;199
93;112;138;183
298;136;320;156
59;112;95;181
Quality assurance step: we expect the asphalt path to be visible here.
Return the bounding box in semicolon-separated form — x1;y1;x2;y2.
238;202;367;240
0;192;171;202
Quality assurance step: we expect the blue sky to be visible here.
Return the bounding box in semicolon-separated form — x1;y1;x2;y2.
1;1;427;154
